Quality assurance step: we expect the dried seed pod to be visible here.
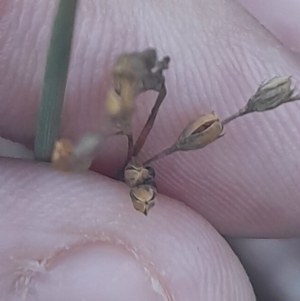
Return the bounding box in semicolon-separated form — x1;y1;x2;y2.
175;112;223;151
130;184;157;216
113;49;155;94
51;138;74;172
112;48;170;96
245;76;299;113
124;161;156;187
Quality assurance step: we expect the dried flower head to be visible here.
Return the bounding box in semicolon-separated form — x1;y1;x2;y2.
124;158;157;216
245;76;300;113
111;48;171;175
113;49;155;95
130;184;157;216
124;160;156;188
106;49;170;136
113;48;170;96
175;112;223;151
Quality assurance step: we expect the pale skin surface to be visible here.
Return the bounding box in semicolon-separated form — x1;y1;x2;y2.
0;0;299;300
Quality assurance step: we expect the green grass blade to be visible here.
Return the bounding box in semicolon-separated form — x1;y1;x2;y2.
34;0;78;161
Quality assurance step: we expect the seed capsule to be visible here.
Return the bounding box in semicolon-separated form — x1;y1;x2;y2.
246;76;299;112
124;163;156;188
175;112;223;151
130;184;156;216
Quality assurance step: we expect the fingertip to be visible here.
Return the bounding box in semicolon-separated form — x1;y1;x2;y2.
238;0;300;55
0;158;255;300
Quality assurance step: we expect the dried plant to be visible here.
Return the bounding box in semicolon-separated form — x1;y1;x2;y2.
105;49;170;162
51;48;300;216
130;184;157;216
124;158;156;216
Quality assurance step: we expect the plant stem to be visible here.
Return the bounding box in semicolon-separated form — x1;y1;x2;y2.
126;133;134;162
221;107;247;126
132;84;167;157
34;0;78;161
143;145;177;166
113;133;134;181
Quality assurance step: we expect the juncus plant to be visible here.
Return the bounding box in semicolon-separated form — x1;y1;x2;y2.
52;49;300;215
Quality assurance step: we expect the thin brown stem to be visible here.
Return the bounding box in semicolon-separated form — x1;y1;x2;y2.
221;107;247;126
126;134;134;162
143;145;177;166
132;84;167;157
113;134;134;181
288;95;300;101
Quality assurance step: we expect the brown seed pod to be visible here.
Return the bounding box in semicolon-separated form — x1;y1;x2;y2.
175;112;223;151
143;112;224;166
130;184;157;216
124;161;156;188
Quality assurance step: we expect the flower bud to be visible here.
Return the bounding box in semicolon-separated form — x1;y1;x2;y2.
174;112;223;151
246;76;298;112
130;184;156;216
